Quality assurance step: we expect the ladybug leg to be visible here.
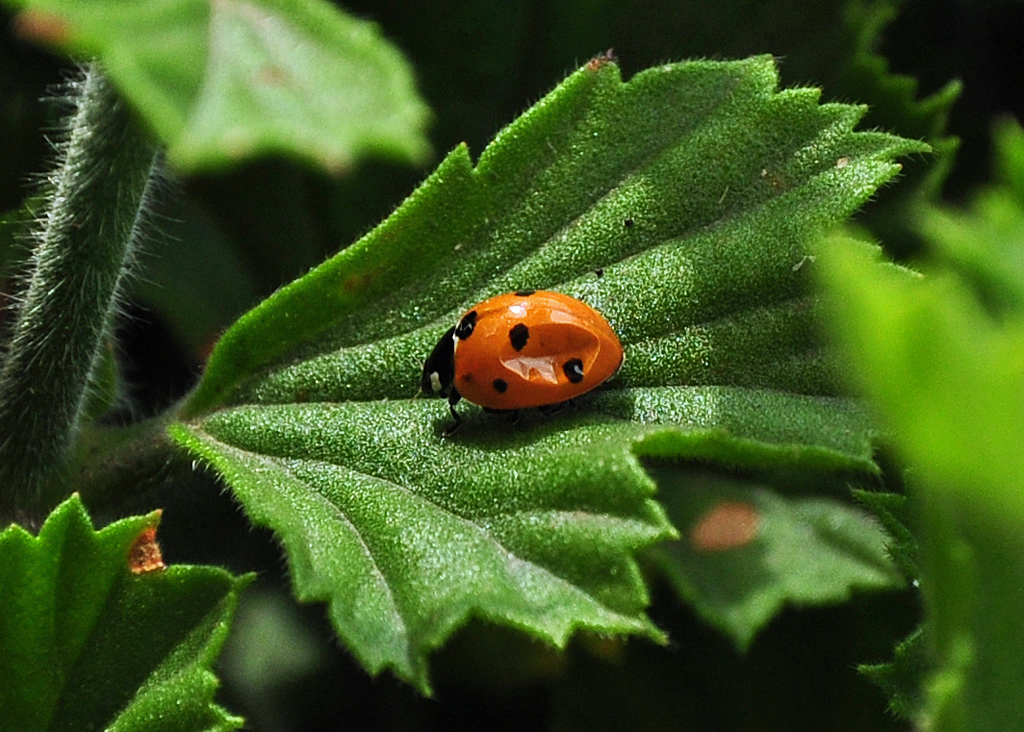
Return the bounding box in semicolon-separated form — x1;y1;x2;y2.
481;407;521;424
539;400;575;416
442;389;463;437
443;404;462;437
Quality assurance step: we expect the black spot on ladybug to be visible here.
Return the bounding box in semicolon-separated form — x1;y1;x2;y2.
624;218;634;228
509;323;530;351
564;358;585;384
492;378;508;393
514;289;536;297
455;311;477;340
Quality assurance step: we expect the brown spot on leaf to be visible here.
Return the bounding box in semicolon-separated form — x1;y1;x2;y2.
760;168;787;191
342;270;377;293
128;518;166;574
690;501;760;552
14;10;71;45
257;64;289;86
586;49;617;71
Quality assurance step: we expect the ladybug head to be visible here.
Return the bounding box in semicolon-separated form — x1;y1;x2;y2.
421;326;456;396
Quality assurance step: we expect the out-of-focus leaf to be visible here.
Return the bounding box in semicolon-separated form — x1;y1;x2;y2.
0;494;248;732
218;586;328;729
915;119;1024;314
135;196;260;357
649;468;903;649
859;625;930;721
820;120;1024;728
853;488;919;578
834;0;960;257
5;0;431;171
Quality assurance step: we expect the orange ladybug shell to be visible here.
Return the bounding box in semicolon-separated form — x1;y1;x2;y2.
452;290;623;410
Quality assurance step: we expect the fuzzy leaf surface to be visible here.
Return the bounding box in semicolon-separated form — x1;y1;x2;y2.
171;56;924;691
0;495;247;732
6;0;431;171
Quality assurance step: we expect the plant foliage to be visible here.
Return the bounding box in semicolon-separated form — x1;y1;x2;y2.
6;0;431;171
0;495;248;732
820;120;1024;729
1;0;979;725
167;54;923;691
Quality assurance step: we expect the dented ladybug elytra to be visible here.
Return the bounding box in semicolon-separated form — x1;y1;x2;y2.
422;289;624;433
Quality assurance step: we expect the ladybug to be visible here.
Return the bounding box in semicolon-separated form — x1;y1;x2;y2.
422;289;624;434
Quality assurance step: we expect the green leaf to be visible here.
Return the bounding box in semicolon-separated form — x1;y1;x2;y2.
834;0;960;254
184;55;925;415
169;56;924;691
853;488;919;579
819;244;1024;517
648;468;903;650
851;487;929;719
839;0;960;183
0;494;248;732
6;0;431;171
915;119;1024;314
171;405;675;696
819;132;1024;732
859;625;930;721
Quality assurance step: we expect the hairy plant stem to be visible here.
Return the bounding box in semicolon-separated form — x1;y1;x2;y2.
0;63;158;524
73;416;180;517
